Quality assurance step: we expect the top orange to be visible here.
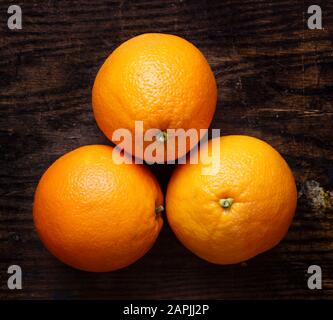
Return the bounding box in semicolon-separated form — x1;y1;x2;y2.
92;33;217;162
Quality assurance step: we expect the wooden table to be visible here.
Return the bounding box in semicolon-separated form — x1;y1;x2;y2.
1;0;332;299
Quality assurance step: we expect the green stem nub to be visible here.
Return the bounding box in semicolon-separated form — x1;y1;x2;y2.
155;205;164;215
156;131;168;143
219;198;234;209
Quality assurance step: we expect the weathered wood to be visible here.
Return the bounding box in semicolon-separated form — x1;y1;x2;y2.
0;0;332;299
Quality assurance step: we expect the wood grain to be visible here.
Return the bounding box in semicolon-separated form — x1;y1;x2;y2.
0;0;332;299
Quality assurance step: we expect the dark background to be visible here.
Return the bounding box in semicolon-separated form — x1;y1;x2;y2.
1;0;333;299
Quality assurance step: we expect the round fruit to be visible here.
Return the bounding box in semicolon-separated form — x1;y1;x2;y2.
92;33;217;162
166;135;297;264
33;145;163;272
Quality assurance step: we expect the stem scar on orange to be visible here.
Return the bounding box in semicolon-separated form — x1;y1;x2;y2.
166;135;297;264
92;33;217;162
33;145;163;272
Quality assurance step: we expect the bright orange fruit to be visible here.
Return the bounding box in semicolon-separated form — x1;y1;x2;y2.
33;145;163;272
92;33;217;162
166;135;297;264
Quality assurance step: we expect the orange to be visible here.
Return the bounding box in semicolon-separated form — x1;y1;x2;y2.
166;135;297;264
33;145;163;272
92;33;217;162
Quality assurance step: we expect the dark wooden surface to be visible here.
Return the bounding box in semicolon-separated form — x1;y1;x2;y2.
1;0;333;300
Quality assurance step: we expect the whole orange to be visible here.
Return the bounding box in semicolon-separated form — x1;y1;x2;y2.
166;135;297;264
33;145;163;272
92;33;217;162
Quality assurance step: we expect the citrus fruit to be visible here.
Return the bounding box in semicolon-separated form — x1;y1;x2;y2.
92;33;217;162
166;135;297;264
33;145;163;272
